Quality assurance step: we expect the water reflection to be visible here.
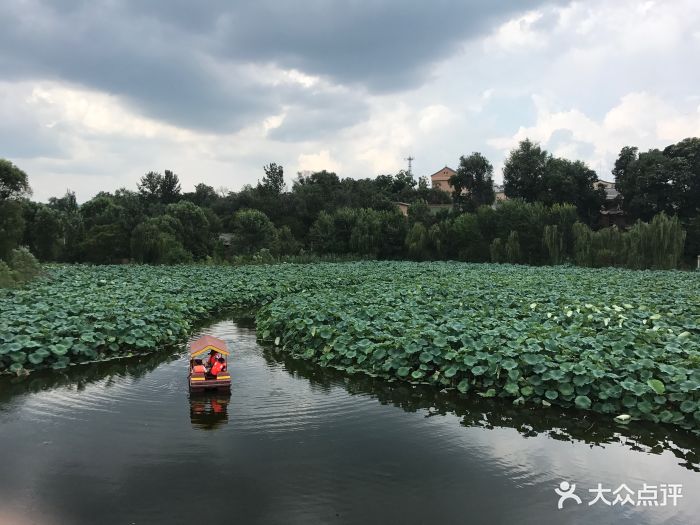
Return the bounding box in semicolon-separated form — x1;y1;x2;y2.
261;347;700;472
0;350;179;408
189;391;231;430
0;326;698;473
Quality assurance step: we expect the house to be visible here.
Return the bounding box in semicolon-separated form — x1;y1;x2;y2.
393;201;452;217
430;165;506;206
218;233;234;247
494;184;507;202
429;166;457;192
595;179;619;201
595;179;625;228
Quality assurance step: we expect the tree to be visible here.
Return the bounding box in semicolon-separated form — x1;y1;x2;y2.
27;205;63;261
503;139;548;202
0;200;25;260
405;222;430;260
165;201;211;259
613;147;676;221
183;183;219;207
131;216;191;264
231;209;278;255
450;152;496;212
0;159;31;200
137;170;181;204
161;170;181;204
48;190;78;213
449;213;488;261
137;171;163;202
309;211;335;254
350;209;382;255
504;139;603;223
543;158;604;224
663;137;700;219
260;163;285;195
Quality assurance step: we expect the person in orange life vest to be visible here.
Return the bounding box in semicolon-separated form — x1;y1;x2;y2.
210;357;225;377
192;359;207;374
207;350;219;368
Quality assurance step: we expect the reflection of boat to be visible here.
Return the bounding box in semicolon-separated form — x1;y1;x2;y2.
188;335;231;391
189;391;231;430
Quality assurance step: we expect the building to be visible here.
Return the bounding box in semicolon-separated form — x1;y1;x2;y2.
429;167;457;192
430;165;506;205
595;179;619;201
393;201;452;217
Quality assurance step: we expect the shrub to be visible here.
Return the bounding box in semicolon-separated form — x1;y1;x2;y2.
0;261;16;288
8;247;41;282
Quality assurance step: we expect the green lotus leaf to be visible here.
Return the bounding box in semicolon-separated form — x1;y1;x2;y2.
471;365;488;376
444;366;458;378
558;383;575;396
646;379;665;395
545;390;559;400
574;395;592;409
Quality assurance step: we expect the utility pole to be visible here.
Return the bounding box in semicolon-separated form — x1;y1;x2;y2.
405;155;414;177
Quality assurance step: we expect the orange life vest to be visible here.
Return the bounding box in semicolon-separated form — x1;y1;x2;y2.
208;354;218;366
193;364;206;374
210;361;224;376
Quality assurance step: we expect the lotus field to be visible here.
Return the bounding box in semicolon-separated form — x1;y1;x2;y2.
1;262;699;432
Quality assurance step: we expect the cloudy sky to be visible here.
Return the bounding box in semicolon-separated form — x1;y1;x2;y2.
2;0;699;202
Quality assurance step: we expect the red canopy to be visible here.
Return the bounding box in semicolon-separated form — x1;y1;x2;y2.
189;335;229;357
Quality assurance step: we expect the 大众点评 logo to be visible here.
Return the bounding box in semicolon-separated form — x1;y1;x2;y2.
555;481;682;509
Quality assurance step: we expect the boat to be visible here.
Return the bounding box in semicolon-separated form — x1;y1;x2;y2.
188;335;231;391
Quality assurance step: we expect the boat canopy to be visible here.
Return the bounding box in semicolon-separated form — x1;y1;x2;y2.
189;335;230;357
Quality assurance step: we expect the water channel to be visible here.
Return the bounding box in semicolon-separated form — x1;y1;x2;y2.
0;319;697;524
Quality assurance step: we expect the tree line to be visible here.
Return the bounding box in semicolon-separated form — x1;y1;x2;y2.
0;137;698;270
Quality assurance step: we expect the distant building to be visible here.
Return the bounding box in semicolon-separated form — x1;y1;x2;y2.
595;179;619;201
429;166;457;192
218;233;234;247
393;201;452;217
430;165;506;206
595;179;625;228
494;184;507;202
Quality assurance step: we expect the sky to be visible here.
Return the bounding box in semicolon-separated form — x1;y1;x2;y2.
1;0;699;202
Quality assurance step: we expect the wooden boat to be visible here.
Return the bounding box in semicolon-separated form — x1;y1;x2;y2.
188;335;231;391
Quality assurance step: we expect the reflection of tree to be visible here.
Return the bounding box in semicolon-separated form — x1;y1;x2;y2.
0;350;179;405
189;392;231;431
263;347;700;472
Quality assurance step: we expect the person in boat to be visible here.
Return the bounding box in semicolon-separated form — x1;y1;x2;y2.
207;350;219;368
192;358;207;374
209;356;226;377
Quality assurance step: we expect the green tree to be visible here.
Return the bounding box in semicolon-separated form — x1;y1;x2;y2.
231;209;278;255
613;148;678;221
165;201;211;259
0;159;31;200
503;139;548;202
137;170;181;204
663;137;700;219
450;152;496;212
27;205;64;261
130;216;191;264
543;158;604;224
309;212;335;254
0;200;25;260
405;222;430;260
350;209;383;255
260;163;285;195
48;190;78;213
449;213;488;261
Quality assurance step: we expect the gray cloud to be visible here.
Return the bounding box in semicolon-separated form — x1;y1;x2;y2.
0;0;556;135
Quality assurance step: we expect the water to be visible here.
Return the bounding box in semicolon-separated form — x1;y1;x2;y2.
0;319;698;525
